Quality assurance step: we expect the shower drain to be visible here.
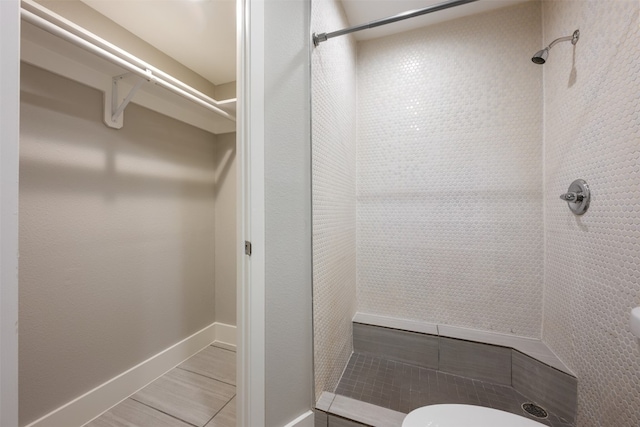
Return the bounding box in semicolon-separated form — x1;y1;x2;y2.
522;403;548;419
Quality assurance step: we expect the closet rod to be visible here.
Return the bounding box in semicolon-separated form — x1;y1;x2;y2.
20;5;235;122
313;0;478;46
21;0;232;113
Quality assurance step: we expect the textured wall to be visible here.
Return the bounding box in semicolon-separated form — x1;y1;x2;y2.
19;64;217;425
214;132;236;326
356;1;544;337
541;1;640;426
264;0;314;424
311;0;358;399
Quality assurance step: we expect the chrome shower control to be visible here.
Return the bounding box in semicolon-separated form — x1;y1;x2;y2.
559;192;583;202
560;179;590;215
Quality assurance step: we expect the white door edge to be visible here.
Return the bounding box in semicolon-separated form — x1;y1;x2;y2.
236;0;266;425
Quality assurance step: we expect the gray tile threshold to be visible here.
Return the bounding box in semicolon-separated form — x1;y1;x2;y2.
317;392;405;427
316;391;336;412
327;353;574;427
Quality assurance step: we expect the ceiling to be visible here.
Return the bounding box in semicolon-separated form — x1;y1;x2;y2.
79;0;530;86
81;0;236;86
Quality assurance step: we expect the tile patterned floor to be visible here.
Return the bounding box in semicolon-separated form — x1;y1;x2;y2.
334;352;573;427
86;344;236;427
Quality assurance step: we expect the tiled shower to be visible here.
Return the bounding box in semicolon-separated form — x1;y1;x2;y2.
311;0;640;425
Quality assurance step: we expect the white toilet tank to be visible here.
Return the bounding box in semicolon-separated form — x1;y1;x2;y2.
402;404;547;427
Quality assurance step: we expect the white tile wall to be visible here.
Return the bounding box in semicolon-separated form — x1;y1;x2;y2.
541;1;640;425
311;0;358;399
356;1;544;338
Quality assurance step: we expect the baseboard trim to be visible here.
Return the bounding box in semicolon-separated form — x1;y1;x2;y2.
213;322;237;349
283;410;314;427
25;322;237;427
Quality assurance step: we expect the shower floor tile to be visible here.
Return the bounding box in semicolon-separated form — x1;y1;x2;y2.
334;352;573;427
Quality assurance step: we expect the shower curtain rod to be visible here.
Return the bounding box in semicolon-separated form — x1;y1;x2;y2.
313;0;479;46
20;1;235;123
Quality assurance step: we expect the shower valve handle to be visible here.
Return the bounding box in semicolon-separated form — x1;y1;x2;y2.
560;179;590;215
559;191;584;202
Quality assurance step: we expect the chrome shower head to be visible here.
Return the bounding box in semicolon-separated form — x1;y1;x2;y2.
531;29;579;65
531;48;549;64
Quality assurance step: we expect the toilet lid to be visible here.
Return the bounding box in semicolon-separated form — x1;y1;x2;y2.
402;404;547;427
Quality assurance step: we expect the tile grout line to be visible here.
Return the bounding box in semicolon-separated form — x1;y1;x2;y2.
175;366;237;388
90;345;237;427
209;344;237;354
128;397;200;427
201;394;236;427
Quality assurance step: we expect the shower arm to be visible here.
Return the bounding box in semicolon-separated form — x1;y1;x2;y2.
547;30;580;50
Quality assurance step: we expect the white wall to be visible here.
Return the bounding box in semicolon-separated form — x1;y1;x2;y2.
356;1;544;338
311;0;357;399
541;1;640;425
264;0;314;424
0;1;20;425
215;132;237;326
19;64;218;426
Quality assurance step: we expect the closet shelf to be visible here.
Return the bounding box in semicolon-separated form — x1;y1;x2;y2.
20;0;236;134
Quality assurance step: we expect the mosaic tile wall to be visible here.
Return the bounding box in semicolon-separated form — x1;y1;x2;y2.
356;2;544;337
311;0;358;399
541;1;640;426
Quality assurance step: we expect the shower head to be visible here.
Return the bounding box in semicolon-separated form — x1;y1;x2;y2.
531;48;549;64
531;29;579;65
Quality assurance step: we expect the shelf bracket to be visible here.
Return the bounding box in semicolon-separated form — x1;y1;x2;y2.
104;71;150;129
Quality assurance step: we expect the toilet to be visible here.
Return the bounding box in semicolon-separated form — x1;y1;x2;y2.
402;404;547;427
